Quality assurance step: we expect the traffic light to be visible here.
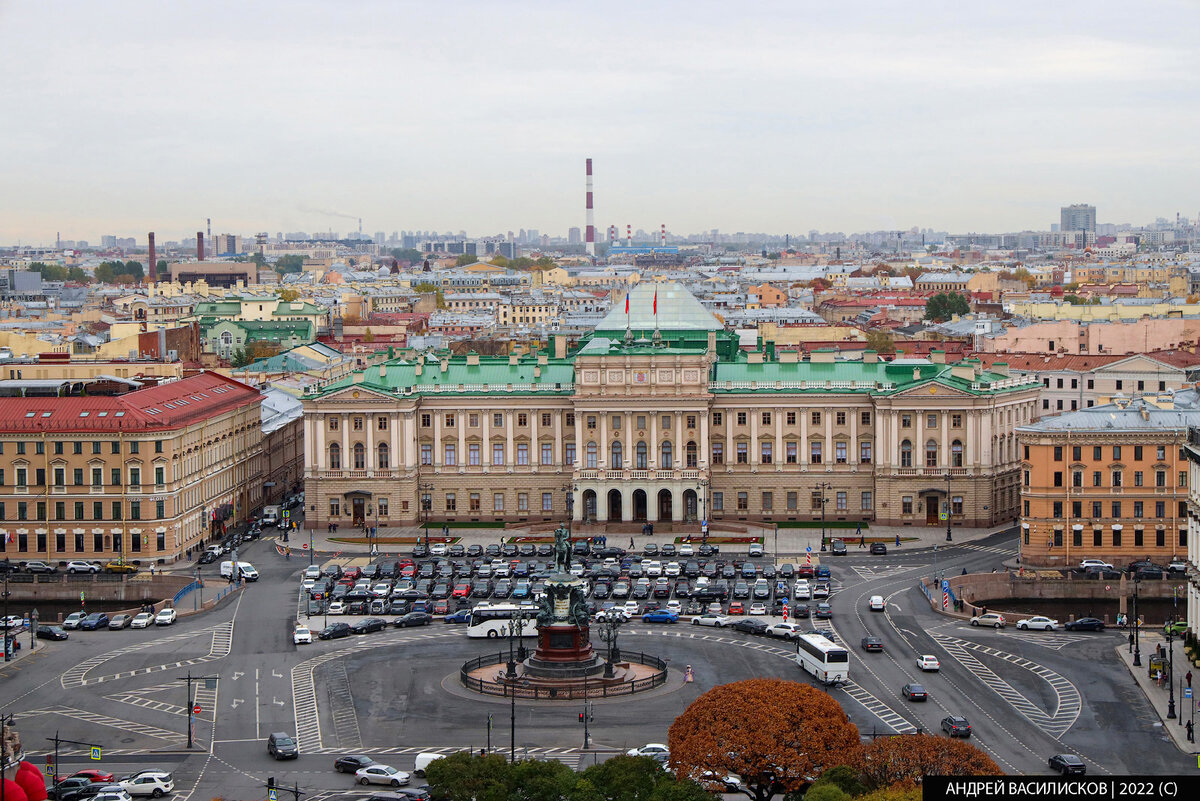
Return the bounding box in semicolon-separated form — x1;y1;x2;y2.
267;778;275;791
578;712;585;723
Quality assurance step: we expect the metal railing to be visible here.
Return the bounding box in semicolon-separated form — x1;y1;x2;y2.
460;651;668;699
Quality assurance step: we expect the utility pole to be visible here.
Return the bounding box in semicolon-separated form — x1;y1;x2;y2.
176;671;219;748
945;472;953;542
579;701;594;749
44;732;102;785
816;482;831;551
2;560;10;661
265;778;304;801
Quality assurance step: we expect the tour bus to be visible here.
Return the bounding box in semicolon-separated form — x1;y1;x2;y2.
466;603;539;638
795;633;849;685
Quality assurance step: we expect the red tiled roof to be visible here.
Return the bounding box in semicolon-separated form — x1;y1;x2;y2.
0;372;260;433
973;353;1125;371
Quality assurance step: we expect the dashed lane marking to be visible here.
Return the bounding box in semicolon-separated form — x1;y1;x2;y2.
15;706;184;742
62;622;234;688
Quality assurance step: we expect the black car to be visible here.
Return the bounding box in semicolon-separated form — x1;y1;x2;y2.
366;790;432;801
830;539;847;555
449;545;465;558
792;604;812;619
467;544;484;557
197;551;219;564
941;716;971;738
661;544;677;557
572;540;591;556
388;599;410;616
1082;566;1123;580
518;544;537;557
594;547;627;559
307;599;326;616
318;623;353;640
394;612;433;628
1064;617;1105;631
351;618;387;635
411;544;429;559
48;778;93;801
37;624;69;640
902;683;927;701
730;619;768;635
643;543;659;556
698;544;718;556
501;543;519;557
334;755;376;773
1048;754;1086;776
861;636;883;652
870;543;888;555
347;599;369;615
537;544;554;558
69;784;125;801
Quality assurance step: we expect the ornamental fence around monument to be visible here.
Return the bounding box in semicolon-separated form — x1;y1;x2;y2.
460;651;669;699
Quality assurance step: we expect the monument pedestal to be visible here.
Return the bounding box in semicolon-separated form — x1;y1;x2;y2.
524;623;605;678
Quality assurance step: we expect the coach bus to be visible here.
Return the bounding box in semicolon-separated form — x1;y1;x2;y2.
466;603;539;638
795;633;849;685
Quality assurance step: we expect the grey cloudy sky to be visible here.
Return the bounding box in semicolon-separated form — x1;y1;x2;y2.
3;0;1198;245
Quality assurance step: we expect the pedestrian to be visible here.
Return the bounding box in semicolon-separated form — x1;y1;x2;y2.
895;534;900;547
630;537;634;548
982;606;987;616
1187;670;1193;688
961;567;967;575
859;535;865;548
1187;719;1194;743
149;566;154;576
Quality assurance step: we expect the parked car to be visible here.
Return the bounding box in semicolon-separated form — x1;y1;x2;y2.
293;626;313;644
748;602;768;615
108;614;133;630
1048;754;1086;776
1079;559;1113;571
334;755;376;773
626;744;670;759
1167;558;1188;574
48;777;93;801
941;716;971;738
356;766;411;787
765;622;803;640
318;623;353;640
1016;616;1058;631
71;770;117;784
37;624;69;640
1065;618;1106;632
730;619;768;635
861;636;883;652
691;613;729;627
352;618;387;635
118;772;174;797
66;560;101;574
79;613;111;631
916;655;940;672
24;560;57;574
63;612;86;630
131;612;154;629
154;608;177;626
642;610;679;624
393;612;433;628
969;613;1006;628
1163;620;1187;635
901;683;928;701
104;562;139;575
830;539;847;555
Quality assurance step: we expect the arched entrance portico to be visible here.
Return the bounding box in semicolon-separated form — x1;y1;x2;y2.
632;489;648;521
683;489;698;522
607;489;623;522
582;489;597;522
657;489;673;522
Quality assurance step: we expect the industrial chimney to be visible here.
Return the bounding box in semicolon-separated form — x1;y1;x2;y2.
585;158;596;257
660;224;666;247
626;224;632;248
197;231;205;260
147;232;157;283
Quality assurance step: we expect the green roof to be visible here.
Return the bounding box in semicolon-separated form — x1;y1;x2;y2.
712;356;1037;395
314;355;576;397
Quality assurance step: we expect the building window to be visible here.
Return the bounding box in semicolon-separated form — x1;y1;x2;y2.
712;412;723;426
836;491;847;511
541;442;554;464
468;414;479;427
1134;471;1144;487
952;414;963;428
810;441;823;464
421;413;432;428
712;443;724;465
1092;501;1102;518
1180;471;1188;488
712;492;723;511
492;443;504;464
860;441;872;464
786;441;798;464
835;441;847;464
736;442;748;464
736;492;748;511
467;443;480;466
1134;445;1143;461
1113;527;1122;546
737;412;747;426
494;493;505;511
1155;470;1166;488
444;444;457;466
836;411;846;426
1113;445;1122;460
811;492;823;512
517;493;528;511
951;440;963;467
353;442;366;470
1157;445;1166;460
565;443;576;465
586;442;597;468
353;416;363;431
686;441;698;468
1053;472;1064;488
1155;528;1165;547
902;496;913;514
610;415;621;430
661;415;671;430
1093;446;1102;460
861;411;871;426
785;492;797;511
156;500;165;519
378;443;391;469
661;440;673;467
1155;501;1165;518
811;411;821;425
861;491;873;511
1053;501;1063;518
762;492;773;511
378;415;388;430
445;493;457;512
496;413;506;427
901;414;911;428
760;442;772;464
421;444;433;465
951;496;963;515
1072;527;1082;547
542;492;553;512
900;440;912;468
128;467;140;487
1093;471;1102;487
329;443;341;470
130;501;141;521
516;442;529;465
542;413;552;427
609;441;622;469
154;466;164;485
443;413;456;428
762;411;772;426
1112;501;1121;517
1053;446;1063;461
1134;528;1143;547
1111;470;1122;487
469;493;481;512
786;411;796;425
927;413;938;428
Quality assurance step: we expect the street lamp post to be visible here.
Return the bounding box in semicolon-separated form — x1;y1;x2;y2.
817;482;831;551
1132;571;1142;667
2;559;10;662
506;608;522;763
1167;628;1176;719
945;472;953;542
419;482;434;549
562;484;575;536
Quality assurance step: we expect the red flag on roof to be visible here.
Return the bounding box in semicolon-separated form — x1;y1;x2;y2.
653;288;658;315
625;292;630;314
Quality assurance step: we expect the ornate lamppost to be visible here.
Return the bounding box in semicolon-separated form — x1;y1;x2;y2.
596;612;625;678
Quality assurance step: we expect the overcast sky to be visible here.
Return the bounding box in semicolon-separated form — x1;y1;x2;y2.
2;1;1198;246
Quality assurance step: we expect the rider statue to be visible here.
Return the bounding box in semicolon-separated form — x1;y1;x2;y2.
553;524;571;574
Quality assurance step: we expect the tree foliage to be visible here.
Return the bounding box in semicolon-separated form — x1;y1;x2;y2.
389;247;424;264
865;330;896;355
278;288;300;302
1063;294;1101;306
923;292;970;322
855;782;922;801
275;255;305;274
852;735;1001;791
27;262;91;283
455;253;477;267
94;260;144;284
668;679;861;801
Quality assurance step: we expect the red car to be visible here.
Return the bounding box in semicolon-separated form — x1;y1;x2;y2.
795;565;815;579
727;601;745;616
400;564;418;578
71;770;115;784
433;599;450;615
342;566;363;581
452;582;471;598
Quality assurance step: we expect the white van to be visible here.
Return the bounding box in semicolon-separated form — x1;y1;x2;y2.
220;561;259;581
868;595;885;611
413;752;444;777
261;505;281;526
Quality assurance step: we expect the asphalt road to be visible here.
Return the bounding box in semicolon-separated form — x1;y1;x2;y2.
1;529;1192;801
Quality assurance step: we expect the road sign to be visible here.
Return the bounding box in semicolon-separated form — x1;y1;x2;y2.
1105;585;1111;591
1185;688;1193;699
269;790;278;801
301;543;309;549
90;747;101;761
283;510;290;519
806;546;812;553
939;512;948;521
193;705;202;714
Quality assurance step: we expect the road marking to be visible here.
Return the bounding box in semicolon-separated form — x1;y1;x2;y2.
19;706;183;742
62;621;235;688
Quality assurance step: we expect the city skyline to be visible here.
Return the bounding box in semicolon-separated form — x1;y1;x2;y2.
2;1;1198;246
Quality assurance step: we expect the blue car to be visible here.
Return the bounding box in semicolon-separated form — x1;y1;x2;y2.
443;609;472;624
815;566;831;580
641;610;679;624
79;613;110;631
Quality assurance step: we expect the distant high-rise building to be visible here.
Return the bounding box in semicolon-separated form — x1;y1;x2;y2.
101;235;117;248
1060;204;1096;232
214;234;240;255
374;231;386;244
568;227;582;244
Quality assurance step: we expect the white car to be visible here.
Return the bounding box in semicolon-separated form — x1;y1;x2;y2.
692;613;729;627
627;743;670;758
63;611;86;630
429;543;447;556
812;583;831;599
1079;559;1113;571
355;765;411;786
793;580;811;600
370;583;392;598
665;600;682;614
970;613;1007;628
328;601;347;615
748;543;765;557
1017;616;1058;631
304;565;322;581
644;561;663;576
131;612;154;629
154;608;177;626
120;772;174;797
916;655;941;672
293;626;313;645
92;791;134;801
569;562;585;577
678;543;694;557
766;622;803;639
302;577;317;592
748;602;768;615
868;595;885;611
1;615;23;630
623;600;640;616
66;560;100;574
664;562;682;577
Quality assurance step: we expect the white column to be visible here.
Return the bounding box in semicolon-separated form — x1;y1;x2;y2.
433;412;442;466
505;413;514;467
366;411;375;472
774;407;783;470
671;486;683;521
750;411;759;466
850;406;859;463
700;410;710;467
942;409;950;466
800;408;809;464
723;412;732;468
555;410;563;467
390;412;401;470
650;413;658;468
600;413;609;470
482;411;491;466
341;414;350;467
530;407;540;464
457;412;466;469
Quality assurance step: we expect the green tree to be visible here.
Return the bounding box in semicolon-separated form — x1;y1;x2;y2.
250;252;267;269
455;253;476;267
808;765;865;798
275;255;305;274
490;255;510;268
229;348;250;368
389;247;424;263
156;259;168;275
67;267;89;283
923;292;969;322
424;751;512;801
799;785;848;801
278;288;300;302
580;755;664;801
535;255;557;268
94;261;124;283
124;260;145;281
865;330;896;355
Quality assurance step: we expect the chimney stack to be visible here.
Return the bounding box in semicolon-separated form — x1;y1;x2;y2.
147;232;157;283
626;224;632;248
197;231;205;261
585;158;596;257
661;224;666;247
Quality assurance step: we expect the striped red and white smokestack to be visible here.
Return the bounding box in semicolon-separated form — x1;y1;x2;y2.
626;224;632;247
661;224;666;247
585;158;595;257
608;225;616;243
147;232;157;283
197;231;205;261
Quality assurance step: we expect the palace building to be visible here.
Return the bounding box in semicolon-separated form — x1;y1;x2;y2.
301;284;1038;531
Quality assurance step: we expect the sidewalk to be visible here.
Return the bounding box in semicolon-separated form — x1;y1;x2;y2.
0;632;42;674
1115;631;1199;755
277;519;1010;561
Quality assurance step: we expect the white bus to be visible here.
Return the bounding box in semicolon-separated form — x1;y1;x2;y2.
466;604;539;638
795;633;849;685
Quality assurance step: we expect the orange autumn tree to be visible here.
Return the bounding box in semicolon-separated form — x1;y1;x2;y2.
668;679;861;801
854;734;1002;790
